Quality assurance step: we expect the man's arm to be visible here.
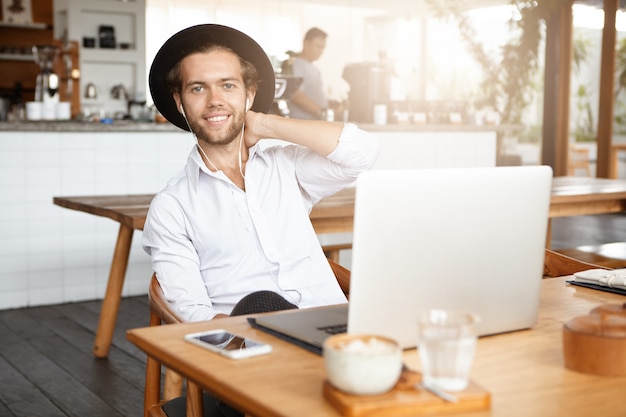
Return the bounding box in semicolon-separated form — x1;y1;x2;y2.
288;89;324;119
244;111;344;156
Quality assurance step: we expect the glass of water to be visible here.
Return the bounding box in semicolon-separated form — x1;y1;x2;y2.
418;309;479;392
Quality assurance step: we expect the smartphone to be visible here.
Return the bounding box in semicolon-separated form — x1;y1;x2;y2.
184;329;272;359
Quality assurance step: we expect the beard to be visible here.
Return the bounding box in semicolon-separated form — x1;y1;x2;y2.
189;108;245;146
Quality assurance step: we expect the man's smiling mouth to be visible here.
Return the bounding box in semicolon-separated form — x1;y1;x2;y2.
206;115;229;122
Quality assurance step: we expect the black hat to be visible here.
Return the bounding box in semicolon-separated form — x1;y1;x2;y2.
149;24;275;131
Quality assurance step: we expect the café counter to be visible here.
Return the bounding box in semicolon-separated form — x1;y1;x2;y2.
0;120;500;310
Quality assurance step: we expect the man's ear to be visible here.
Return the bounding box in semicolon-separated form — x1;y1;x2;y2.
173;94;183;115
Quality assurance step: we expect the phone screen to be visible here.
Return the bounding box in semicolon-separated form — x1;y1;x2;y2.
196;331;264;351
186;329;272;358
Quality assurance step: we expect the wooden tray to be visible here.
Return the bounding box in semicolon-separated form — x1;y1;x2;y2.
323;369;490;417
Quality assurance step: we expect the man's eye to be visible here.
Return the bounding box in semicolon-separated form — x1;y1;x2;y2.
191;86;203;93
223;83;234;90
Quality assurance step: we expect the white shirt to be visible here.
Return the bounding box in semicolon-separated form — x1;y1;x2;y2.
142;123;379;322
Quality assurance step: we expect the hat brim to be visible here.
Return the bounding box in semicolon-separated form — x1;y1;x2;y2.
149;24;275;131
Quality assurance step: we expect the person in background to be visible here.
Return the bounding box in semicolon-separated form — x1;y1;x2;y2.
288;27;329;120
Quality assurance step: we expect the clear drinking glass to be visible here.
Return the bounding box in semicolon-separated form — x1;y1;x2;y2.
418;309;479;392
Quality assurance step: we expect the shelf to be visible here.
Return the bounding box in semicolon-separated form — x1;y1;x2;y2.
0;21;48;30
0;53;35;62
81;48;139;63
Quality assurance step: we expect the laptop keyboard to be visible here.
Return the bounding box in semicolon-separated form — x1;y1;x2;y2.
317;324;347;335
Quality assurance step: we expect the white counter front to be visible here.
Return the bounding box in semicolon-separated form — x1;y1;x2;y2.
0;124;497;310
0;129;194;309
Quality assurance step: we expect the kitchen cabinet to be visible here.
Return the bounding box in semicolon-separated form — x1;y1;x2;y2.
54;0;146;117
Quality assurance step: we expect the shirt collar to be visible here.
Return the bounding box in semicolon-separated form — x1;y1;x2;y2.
185;143;266;191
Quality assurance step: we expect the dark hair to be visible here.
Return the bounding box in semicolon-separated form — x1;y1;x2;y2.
165;44;260;96
304;27;327;42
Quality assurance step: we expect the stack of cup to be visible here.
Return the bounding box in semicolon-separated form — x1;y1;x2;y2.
26;101;71;121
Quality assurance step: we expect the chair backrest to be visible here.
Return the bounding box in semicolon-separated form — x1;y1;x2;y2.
543;248;610;278
328;259;351;297
568;144;591;176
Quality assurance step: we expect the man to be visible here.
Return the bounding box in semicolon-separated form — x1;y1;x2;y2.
288;27;329;120
143;24;379;323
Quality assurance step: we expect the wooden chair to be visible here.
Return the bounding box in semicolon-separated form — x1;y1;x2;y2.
543;248;610;278
145;274;204;417
144;259;351;417
568;144;591;176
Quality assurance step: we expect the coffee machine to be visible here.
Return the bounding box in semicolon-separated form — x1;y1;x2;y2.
32;45;60;103
270;76;303;117
342;62;390;123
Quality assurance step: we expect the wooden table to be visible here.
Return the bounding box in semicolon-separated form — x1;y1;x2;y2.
54;176;626;357
127;277;626;417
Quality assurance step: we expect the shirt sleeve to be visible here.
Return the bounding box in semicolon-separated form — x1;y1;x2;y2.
142;192;220;322
295;123;380;203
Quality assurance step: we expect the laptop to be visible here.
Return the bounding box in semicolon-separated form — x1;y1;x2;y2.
251;166;553;353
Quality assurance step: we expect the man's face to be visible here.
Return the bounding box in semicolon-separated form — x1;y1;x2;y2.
175;49;252;146
304;37;326;61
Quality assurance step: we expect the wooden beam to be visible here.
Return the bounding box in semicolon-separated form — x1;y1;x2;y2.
596;0;619;178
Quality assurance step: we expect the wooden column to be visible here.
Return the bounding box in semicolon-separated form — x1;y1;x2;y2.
596;0;619;178
542;0;573;175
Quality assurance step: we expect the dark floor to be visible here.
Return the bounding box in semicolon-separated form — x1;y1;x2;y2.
0;213;624;417
0;296;150;417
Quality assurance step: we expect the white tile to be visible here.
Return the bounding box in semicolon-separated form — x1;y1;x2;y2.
0;253;27;274
60;211;98;235
29;286;64;306
0;215;27;237
24;132;59;149
0;290;28;310
26;200;63;220
60;182;99;196
0;270;28;291
26;217;63;238
0;185;27;203
0;135;25;150
59;133;94;149
61;165;96;184
61;249;98;269
63;265;97;287
0;150;26;168
0;235;27;255
26;250;64;272
0;168;26;186
28;268;63;289
63;284;98;303
61;149;95;166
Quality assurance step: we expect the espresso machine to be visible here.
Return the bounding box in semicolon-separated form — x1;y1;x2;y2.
342;62;390;123
32;45;60;103
270;76;303;117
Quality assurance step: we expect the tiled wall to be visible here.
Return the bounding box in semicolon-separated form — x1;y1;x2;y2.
0;129;193;310
0;127;496;310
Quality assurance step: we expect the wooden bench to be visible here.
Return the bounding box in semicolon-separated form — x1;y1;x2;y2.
555;242;626;269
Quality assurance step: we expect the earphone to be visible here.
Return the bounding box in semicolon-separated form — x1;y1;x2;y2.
245;98;250;112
